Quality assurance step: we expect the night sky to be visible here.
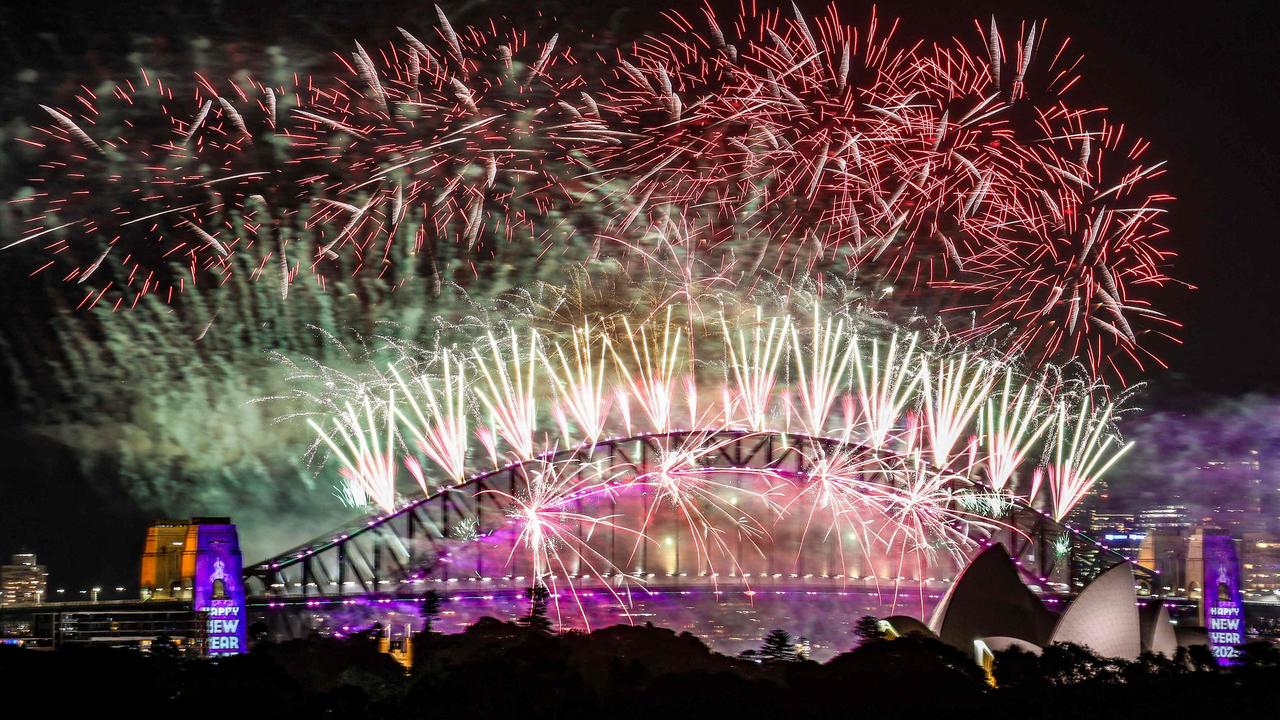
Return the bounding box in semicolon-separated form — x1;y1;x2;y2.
1;0;1277;593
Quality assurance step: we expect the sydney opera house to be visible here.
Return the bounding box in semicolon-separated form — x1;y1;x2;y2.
893;544;1189;663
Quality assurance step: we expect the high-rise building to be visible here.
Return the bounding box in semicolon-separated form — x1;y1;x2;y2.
1090;511;1137;533
1089;511;1146;563
1193;456;1264;534
0;554;48;606
1241;533;1280;600
1137;505;1191;531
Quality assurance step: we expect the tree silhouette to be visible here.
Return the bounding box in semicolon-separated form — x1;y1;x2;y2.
992;646;1042;688
150;634;182;659
249;621;271;646
1037;642;1131;685
519;585;553;634
1188;644;1218;671
854;615;886;644
1239;641;1280;668
758;629;799;663
420;590;442;634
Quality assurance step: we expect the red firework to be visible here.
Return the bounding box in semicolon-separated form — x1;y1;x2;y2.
10;67;338;309
591;3;1177;377
290;15;606;268
9;2;1178;379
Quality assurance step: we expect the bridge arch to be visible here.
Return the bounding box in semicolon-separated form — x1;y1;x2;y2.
245;429;1144;608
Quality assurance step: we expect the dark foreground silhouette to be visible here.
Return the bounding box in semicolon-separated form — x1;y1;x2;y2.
3;617;1278;719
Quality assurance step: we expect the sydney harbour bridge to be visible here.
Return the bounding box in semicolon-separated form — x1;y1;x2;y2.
241;429;1151;655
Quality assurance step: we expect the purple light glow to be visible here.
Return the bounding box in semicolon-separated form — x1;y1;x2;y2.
193;523;247;656
1202;533;1245;665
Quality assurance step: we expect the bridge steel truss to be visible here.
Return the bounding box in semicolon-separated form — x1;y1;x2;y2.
244;430;1152;601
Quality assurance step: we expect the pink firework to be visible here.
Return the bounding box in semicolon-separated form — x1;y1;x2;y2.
12;69;325;309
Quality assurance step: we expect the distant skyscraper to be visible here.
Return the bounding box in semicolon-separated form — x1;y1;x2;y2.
1194;456;1264;534
1260;447;1280;536
1137;505;1191;531
0;554;48;606
1241;533;1280;600
1089;511;1146;563
1089;511;1136;531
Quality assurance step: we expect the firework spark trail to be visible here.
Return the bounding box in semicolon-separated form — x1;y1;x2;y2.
39;104;104;155
16;69;329;309
12;5;1178;377
870;450;962;607
296;299;1129;530
5;1;1173;622
392;351;469;486
780;445;895;584
722;308;789;431
482;459;652;628
308;392;399;512
852;332;921;449
287;9;608;266
473;328;541;460
872;450;1025;615
543;322;612;445
593;6;1175;375
285;293;1138;625
1047;395;1134;521
599;3;1006;274
790;307;854;438
612;308;683;433
876;453;984;560
980;369;1053;495
919;352;995;469
629;431;780;583
936;114;1177;376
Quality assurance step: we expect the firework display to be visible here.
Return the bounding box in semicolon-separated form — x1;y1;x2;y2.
2;2;1173;636
10;2;1177;376
282;296;1131;622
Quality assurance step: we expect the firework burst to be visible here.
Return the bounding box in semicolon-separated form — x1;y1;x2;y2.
482;457;649;627
12;3;1180;378
287;288;1126;624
